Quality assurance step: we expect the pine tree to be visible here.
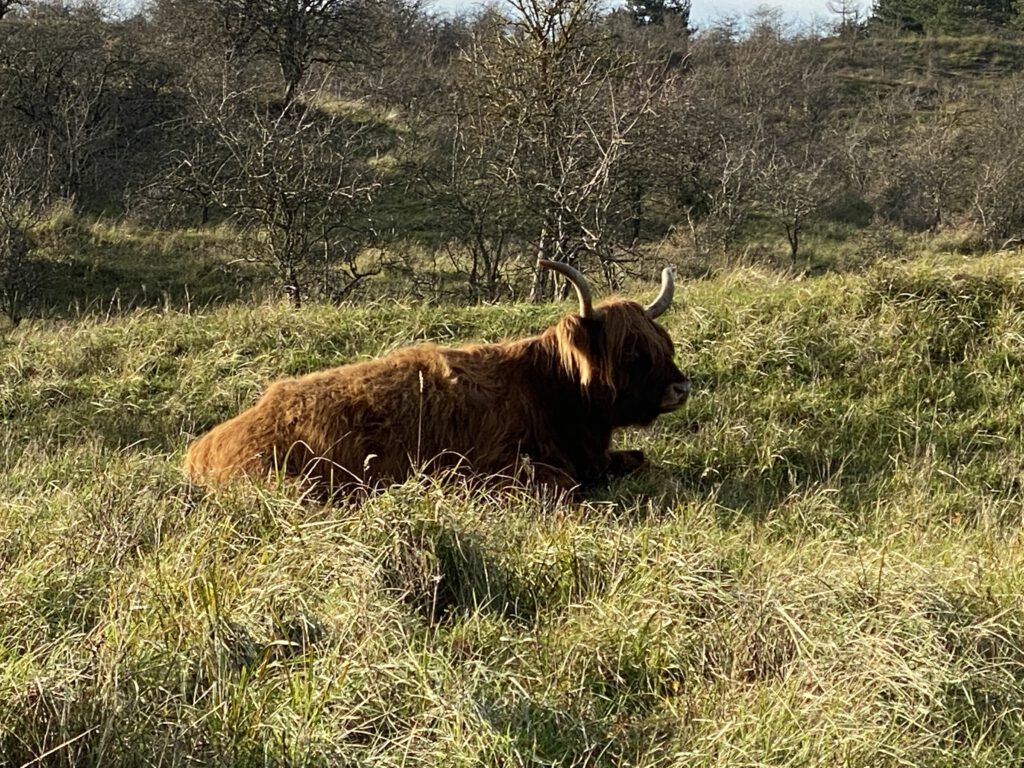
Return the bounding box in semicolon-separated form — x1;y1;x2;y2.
624;0;690;28
871;0;931;33
872;0;1018;33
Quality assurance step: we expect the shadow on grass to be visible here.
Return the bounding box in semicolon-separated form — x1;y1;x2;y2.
31;220;268;320
598;363;1022;530
480;679;693;766
38;257;259;317
928;589;1024;747
382;521;541;627
599;443;889;530
488;698;629;767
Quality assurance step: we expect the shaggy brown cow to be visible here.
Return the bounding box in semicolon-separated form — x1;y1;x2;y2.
183;260;690;493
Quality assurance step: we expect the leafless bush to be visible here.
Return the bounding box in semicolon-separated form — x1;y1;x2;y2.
969;78;1024;248
153;72;390;307
430;0;668;303
0;142;49;325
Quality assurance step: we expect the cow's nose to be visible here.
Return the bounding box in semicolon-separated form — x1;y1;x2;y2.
661;379;691;411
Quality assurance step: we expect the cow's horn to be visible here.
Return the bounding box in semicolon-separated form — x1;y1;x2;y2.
644;267;675;319
538;259;594;318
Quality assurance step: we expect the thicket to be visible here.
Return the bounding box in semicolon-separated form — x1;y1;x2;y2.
2;0;1024;322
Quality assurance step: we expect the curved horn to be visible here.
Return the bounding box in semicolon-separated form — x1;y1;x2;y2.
644;267;675;319
538;259;594;318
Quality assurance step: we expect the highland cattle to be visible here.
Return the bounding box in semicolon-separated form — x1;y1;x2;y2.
183;260;690;493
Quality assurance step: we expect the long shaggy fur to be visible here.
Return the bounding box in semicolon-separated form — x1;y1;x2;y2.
184;298;689;493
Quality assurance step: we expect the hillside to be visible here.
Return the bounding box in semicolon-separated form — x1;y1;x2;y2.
826;34;1024;81
3;252;1024;766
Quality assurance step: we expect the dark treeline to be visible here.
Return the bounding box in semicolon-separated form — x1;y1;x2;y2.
1;0;1024;320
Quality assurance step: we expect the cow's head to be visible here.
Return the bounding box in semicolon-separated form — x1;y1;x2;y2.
541;260;691;427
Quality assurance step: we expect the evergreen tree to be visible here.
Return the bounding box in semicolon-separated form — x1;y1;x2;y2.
871;0;931;33
624;0;690;28
871;0;1018;34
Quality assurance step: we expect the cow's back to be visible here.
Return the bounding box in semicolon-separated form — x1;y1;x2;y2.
183;340;535;489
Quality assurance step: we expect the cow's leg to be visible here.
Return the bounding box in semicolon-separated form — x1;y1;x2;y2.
530;463;580;491
607;449;647;477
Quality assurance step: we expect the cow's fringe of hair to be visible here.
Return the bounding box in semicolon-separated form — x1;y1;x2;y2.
550;301;671;397
552;314;599;392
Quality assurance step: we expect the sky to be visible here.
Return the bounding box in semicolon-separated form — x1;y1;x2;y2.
110;0;855;28
421;0;861;27
689;0;841;27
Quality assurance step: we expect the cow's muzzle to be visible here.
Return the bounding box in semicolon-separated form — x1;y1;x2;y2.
660;379;691;412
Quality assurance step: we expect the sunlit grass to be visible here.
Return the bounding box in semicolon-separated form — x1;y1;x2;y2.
3;252;1024;766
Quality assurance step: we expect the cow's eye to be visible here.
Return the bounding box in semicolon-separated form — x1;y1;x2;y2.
630;349;652;373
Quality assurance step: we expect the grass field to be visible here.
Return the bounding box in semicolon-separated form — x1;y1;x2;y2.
3;250;1024;766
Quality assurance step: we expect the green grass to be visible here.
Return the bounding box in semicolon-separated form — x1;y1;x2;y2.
29;215;270;318
3;251;1024;766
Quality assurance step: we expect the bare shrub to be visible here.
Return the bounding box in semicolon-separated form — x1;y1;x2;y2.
968;78;1024;248
0;142;49;325
154;75;390;307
